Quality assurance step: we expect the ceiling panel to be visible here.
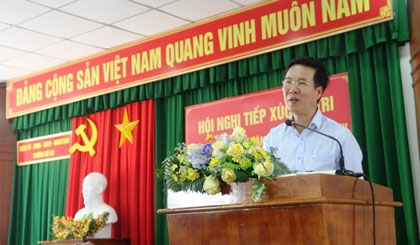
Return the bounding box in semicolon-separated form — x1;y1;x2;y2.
132;0;175;8
35;40;104;60
29;0;75;8
233;0;263;5
160;0;240;21
19;10;103;39
3;53;65;71
113;10;190;36
0;47;25;62
61;0;150;24
0;27;61;51
0;65;31;81
0;0;50;25
0;23;10;31
72;26;144;49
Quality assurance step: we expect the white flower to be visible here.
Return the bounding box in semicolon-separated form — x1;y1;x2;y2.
232;127;246;143
211;141;226;159
203;175;220;195
187;143;202;151
215;132;233;146
185;143;211;169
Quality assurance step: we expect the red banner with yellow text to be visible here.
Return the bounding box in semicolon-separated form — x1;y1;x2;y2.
6;0;392;118
185;72;350;144
17;132;72;166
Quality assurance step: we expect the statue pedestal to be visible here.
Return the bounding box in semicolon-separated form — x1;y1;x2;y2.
38;238;129;245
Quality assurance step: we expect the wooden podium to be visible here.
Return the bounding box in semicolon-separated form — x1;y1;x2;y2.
158;174;401;245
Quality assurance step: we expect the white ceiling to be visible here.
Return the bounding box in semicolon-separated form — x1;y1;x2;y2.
0;0;264;82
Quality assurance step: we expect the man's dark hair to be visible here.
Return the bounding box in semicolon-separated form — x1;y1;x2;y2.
285;56;329;91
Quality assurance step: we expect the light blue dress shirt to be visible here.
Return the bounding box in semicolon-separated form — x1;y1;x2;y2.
263;109;363;173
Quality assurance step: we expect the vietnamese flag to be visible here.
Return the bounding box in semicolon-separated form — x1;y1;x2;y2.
65;100;155;245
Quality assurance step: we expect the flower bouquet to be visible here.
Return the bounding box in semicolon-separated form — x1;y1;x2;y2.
158;127;290;201
50;212;109;241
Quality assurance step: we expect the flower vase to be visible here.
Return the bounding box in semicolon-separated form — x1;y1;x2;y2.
220;182;232;195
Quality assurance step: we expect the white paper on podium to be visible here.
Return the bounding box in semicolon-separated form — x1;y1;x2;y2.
280;170;337;177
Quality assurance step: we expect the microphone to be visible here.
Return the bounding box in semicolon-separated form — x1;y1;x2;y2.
285;119;363;177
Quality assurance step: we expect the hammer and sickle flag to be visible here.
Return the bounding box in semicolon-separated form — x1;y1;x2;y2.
69;118;98;157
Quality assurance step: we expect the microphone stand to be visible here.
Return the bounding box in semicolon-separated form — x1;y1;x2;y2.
285;119;363;177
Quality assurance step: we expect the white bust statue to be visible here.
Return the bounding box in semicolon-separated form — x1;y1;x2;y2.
74;172;118;238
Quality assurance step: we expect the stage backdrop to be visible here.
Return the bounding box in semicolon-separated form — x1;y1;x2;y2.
7;1;418;245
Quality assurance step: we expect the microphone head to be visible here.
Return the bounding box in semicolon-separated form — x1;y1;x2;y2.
285;119;294;126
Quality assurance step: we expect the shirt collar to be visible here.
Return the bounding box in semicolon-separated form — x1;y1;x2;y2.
287;108;324;132
309;108;323;129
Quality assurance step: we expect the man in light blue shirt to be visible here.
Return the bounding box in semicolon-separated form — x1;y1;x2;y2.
263;56;363;173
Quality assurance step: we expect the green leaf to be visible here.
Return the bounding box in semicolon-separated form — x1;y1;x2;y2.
222;161;242;170
235;171;251;182
270;151;290;177
251;179;266;202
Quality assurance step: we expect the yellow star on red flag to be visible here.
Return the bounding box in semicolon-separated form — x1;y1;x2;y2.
114;108;139;148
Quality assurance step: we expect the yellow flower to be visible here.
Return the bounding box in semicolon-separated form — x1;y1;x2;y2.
253;148;268;161
221;168;236;183
260;149;268;158
208;157;220;170
53;216;60;225
179;170;188;182
203;175;220;195
51;212;109;241
232;155;240;163
227;143;244;158
171;174;178;182
253;160;274;178
171;164;178;171
91;214;106;233
250;136;259;145
239;157;251;169
177;154;185;164
187;168;200;181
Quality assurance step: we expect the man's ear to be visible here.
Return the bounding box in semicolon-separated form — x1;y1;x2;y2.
96;185;105;194
316;86;323;100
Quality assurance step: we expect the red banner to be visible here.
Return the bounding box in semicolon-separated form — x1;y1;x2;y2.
17;132;72;166
6;0;392;118
66;100;155;245
185;72;351;144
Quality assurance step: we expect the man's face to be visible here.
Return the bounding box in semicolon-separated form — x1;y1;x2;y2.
82;178;102;202
282;64;323;117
